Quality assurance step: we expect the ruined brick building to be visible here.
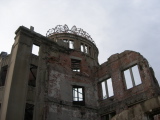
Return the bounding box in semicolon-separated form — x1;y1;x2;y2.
0;25;160;120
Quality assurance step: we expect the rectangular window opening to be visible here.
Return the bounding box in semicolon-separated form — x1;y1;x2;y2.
28;64;37;87
107;78;114;97
24;103;34;120
32;44;39;56
124;65;142;89
102;81;107;99
71;59;81;72
73;86;85;106
101;78;114;99
132;65;142;85
124;69;133;89
81;43;84;52
69;40;74;49
85;45;88;54
0;65;8;86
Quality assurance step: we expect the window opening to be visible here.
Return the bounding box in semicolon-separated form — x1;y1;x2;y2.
63;39;68;43
107;79;114;97
71;59;81;72
0;65;8;86
24;103;34;120
28;65;37;87
132;65;142;85
73;86;85;106
124;69;133;89
81;43;90;54
69;40;74;49
32;44;39;56
85;45;88;53
124;65;142;89
81;43;84;52
101;78;114;99
102;82;107;99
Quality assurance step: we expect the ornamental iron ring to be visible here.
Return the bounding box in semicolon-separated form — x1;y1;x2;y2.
46;24;95;45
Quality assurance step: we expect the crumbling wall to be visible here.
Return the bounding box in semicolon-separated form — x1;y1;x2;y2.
1;26;160;120
111;96;160;120
45;50;99;120
97;50;160;119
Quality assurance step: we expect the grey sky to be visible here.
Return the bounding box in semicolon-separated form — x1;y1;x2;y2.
0;0;160;84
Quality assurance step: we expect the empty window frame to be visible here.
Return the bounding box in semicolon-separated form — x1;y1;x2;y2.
101;78;114;99
81;43;89;54
28;65;37;87
81;43;84;52
84;45;88;54
24;103;34;120
0;65;8;86
71;59;81;72
69;40;74;49
32;44;39;56
124;65;142;89
73;86;85;106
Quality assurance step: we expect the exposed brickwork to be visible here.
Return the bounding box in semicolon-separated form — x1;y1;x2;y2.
0;26;159;120
98;50;160;119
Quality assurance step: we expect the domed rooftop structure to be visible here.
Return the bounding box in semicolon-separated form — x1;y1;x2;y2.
46;25;99;62
46;24;96;45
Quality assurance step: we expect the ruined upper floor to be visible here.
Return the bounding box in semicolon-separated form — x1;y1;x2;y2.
0;25;160;120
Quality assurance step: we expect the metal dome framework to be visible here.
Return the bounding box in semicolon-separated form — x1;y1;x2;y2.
46;24;96;45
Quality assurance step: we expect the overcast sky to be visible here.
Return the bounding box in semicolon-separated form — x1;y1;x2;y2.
0;0;160;84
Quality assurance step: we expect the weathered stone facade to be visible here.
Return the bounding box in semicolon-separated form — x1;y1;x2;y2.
0;25;159;120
